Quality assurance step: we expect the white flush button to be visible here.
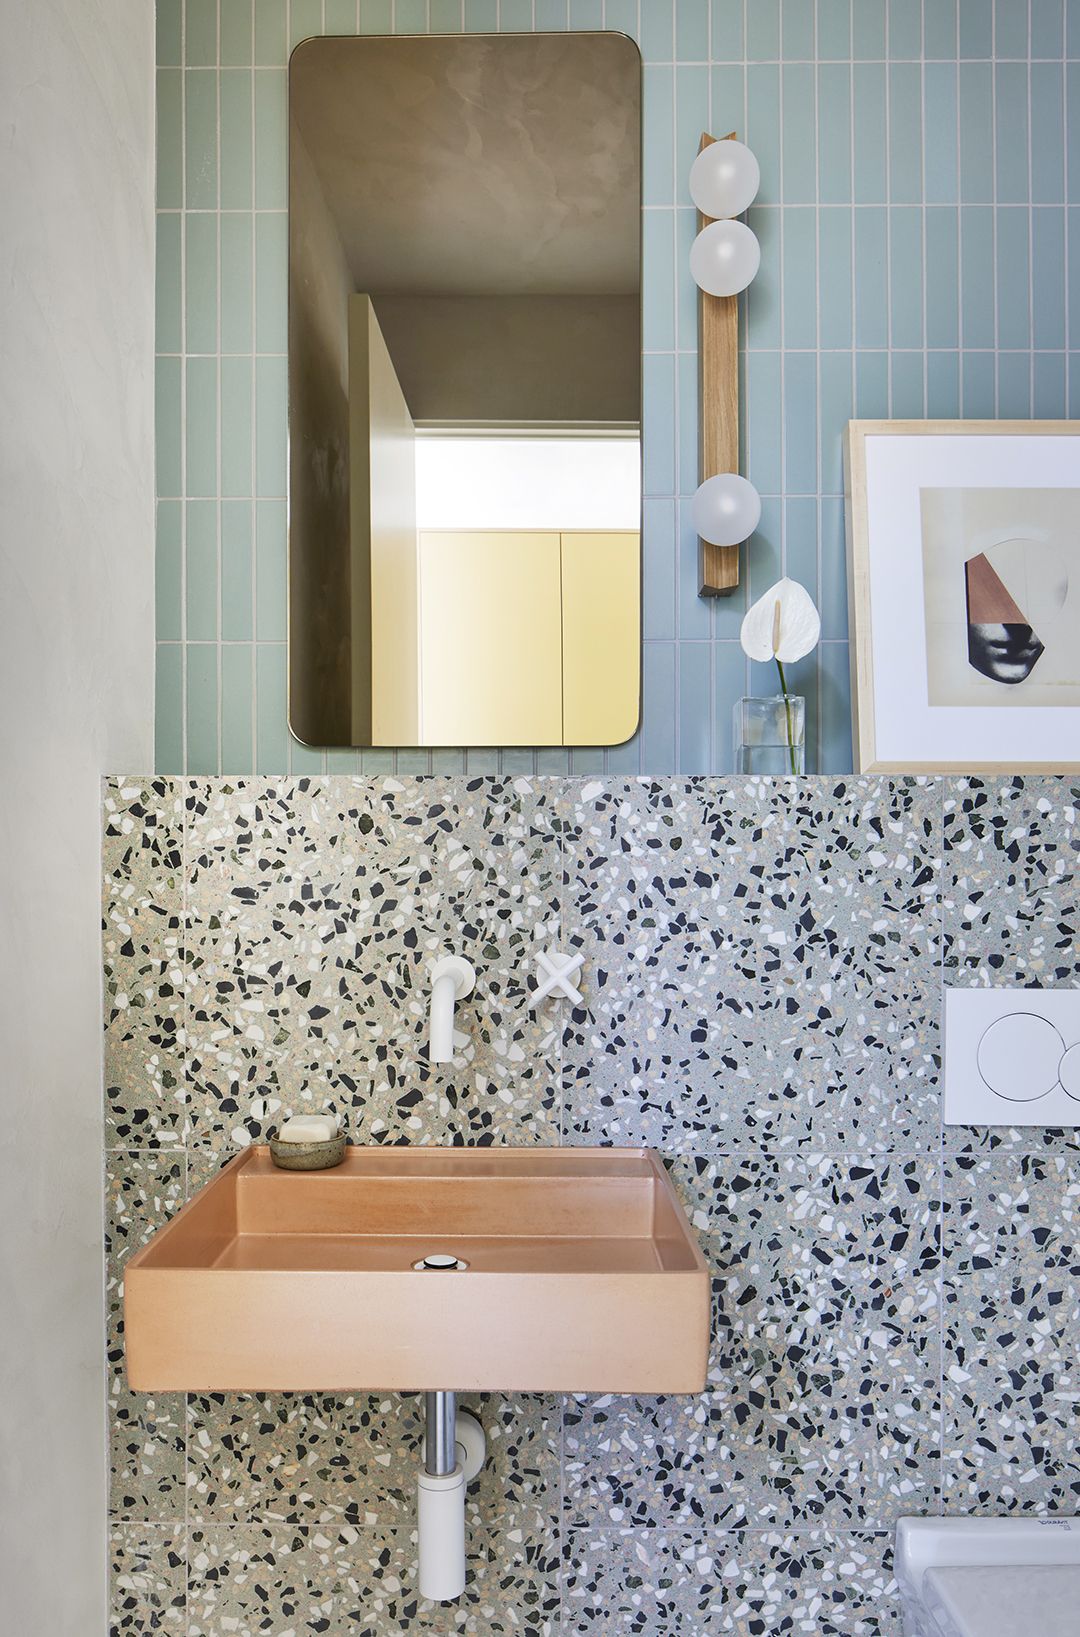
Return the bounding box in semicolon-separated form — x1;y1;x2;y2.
977;1012;1063;1101
1059;1043;1080;1101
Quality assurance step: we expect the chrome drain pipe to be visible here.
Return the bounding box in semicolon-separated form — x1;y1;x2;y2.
418;1391;465;1600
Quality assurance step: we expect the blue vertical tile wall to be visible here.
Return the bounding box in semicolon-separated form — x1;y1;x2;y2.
156;0;1075;776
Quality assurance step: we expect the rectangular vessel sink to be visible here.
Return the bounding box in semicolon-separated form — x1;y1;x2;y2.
125;1146;710;1392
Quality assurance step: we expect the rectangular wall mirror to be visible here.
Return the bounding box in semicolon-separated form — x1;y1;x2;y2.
288;32;642;749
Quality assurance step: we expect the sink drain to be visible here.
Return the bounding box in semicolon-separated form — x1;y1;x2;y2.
413;1253;468;1270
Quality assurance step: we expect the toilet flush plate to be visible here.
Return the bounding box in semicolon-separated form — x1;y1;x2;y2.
944;988;1080;1125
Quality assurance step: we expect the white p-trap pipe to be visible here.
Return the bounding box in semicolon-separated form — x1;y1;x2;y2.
417;1463;466;1600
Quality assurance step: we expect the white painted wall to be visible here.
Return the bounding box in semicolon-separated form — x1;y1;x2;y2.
0;1;155;1630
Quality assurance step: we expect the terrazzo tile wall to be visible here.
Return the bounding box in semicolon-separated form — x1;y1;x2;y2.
155;0;1080;778
105;771;1080;1634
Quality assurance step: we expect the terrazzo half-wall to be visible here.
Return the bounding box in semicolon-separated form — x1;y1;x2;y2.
156;0;1080;778
106;772;1080;1635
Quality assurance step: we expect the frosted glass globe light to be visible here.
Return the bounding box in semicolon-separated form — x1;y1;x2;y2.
688;139;760;219
689;219;761;298
691;473;762;547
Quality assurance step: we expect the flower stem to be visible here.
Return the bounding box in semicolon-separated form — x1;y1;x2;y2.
775;658;797;774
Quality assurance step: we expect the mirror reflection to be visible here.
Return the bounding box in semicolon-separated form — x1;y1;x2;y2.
288;32;642;748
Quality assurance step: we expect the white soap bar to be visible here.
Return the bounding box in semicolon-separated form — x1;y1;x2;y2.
277;1116;335;1144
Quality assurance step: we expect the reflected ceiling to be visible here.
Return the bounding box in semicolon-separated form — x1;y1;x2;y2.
289;33;640;297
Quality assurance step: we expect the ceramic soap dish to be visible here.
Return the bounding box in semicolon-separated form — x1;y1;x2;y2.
269;1118;346;1171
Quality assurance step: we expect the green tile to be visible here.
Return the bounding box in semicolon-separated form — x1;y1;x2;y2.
254;0;287;64
221;356;253;496
745;349;782;493
926;206;960;348
817;639;852;774
185;499;219;641
186;644;219;774
569;747;605;774
995;61;1031;207
256;644;289;771
430;0;463;30
745;0;778;61
221;213;253;353
290;736;325;771
677;642;710;774
396;750;432;774
959;0;992;59
606;0;641;43
463;0;496;34
1033;208;1066;350
641;0;675;62
818;497;847;640
677;496;710;639
155;644;184;772
927;349;961;417
890;350;924;417
222;500;254;640
996;205;1031;350
463;748;499;773
642;353;675;497
676;62;709;186
255;356;287;496
221;645;254;773
816;0;849;59
1032;62;1065;204
360;747;395;772
712;641;747;774
818;207;852;348
995;0;1029;58
643;66;674;209
855;349;888;416
156;499;182;641
1069;66;1080;204
221;0;253;65
396;0;428;31
676;349;699;500
156;213;182;353
852;63;887;202
852;0;885;58
535;0;567;28
888;0;922;58
1069;210;1080;344
780;0;814;61
889;206;923;350
676;0;708;60
745;63;780;200
155;355;182;497
255;499;287;640
360;0;394;31
605;727;641;774
997;350;1031;417
185;212;218;354
1032;0;1064;58
569;0;602;31
290;0;324;50
642;497;675;641
961;349;995;415
185;358;219;497
888;62;922;204
853;206;888;348
431;748;467;772
186;0;219;65
819;351;853;494
710;63;745;141
156;69;182;209
185;69;218;210
1034;352;1067;418
255;212;288;352
157;0;182;66
784;352;817;494
325;747;361;772
925;0;957;58
325;1;360;32
642;209;675;352
220;69;253;209
925;62;959;203
782;206;816;349
781;62;815;204
960;205;994;347
817;63;851;205
254;69;287;209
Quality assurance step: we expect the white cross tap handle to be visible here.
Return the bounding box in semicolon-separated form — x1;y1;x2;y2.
530;948;585;1008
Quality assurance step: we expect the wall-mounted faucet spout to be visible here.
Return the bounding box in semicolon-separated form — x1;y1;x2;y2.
428;956;475;1062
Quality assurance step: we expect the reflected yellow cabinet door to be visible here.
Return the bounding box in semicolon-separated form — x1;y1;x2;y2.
561;532;640;745
419;531;563;745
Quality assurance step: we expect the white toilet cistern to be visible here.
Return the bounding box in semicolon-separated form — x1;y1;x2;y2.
428;956;475;1062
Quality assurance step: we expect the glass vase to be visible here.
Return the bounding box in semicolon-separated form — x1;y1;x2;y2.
733;695;805;774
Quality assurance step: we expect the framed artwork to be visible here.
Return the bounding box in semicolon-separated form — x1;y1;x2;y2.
843;419;1080;773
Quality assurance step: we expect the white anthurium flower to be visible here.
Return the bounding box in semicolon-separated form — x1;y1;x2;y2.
740;577;821;664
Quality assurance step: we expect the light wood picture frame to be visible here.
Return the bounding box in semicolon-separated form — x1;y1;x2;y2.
843;419;1080;773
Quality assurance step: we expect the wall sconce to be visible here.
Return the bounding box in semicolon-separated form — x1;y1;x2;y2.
690;133;761;597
